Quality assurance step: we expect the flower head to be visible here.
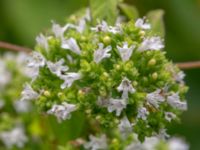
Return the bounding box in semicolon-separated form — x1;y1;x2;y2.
61;38;81;55
47;102;77;122
135;18;151;30
138;36;164;51
60;73;81;89
84;134;107;150
117;42;135;62
168;138;189;150
117;77;136;99
93;43;112;64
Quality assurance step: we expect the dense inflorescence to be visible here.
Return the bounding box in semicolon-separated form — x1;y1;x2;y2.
21;9;188;148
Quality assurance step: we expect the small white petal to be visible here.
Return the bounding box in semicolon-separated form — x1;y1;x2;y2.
47;102;77;122
36;34;49;50
84;134;107;150
135;18;151;30
20;84;38;101
60;73;81;89
167;93;187;111
146;89;165;108
117;77;136;99
61;38;81;55
165;112;176;122
93;43;112;64
117;42;135;62
137;107;149;120
138;37;164;51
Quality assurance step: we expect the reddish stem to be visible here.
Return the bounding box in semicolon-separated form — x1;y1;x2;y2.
0;41;32;53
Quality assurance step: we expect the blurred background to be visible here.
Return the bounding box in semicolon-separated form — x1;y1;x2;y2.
0;0;199;149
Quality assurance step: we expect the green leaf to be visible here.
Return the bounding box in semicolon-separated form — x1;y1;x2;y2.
118;3;139;20
146;9;165;37
90;0;118;25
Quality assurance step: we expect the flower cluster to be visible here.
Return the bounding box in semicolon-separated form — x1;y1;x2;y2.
21;8;188;147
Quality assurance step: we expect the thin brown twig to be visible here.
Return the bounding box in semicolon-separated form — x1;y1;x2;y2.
0;41;32;53
176;61;200;69
1;41;200;70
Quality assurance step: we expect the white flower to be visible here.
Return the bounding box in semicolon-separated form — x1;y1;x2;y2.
93;43;112;64
142;137;160;150
165;112;176;122
157;128;170;140
47;59;68;77
0;99;5;109
91;21;109;32
36;33;49;50
167;93;187;111
118;116;133;138
84;134;107;150
146;89;165;108
107;98;127;116
27;52;46;68
137;107;149;120
60;73;81;89
135;18;151;30
117;77;136;99
13;100;32;113
0;60;11;88
126;136;159;150
168;138;189;150
0;127;28;148
91;20;121;34
108;25;122;34
27;52;46;78
20;84;38;101
52;22;74;39
138;36;164;51
117;42;135;62
76;19;86;33
175;71;185;83
47;102;77;122
61;38;81;55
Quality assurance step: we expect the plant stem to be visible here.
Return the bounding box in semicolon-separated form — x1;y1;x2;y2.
176;61;200;69
0;41;32;53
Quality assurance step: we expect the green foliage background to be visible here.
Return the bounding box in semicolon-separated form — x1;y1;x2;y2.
0;0;200;149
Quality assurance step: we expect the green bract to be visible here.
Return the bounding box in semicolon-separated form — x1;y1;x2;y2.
23;9;188;146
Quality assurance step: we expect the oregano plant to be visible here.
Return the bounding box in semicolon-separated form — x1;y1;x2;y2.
0;0;191;149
